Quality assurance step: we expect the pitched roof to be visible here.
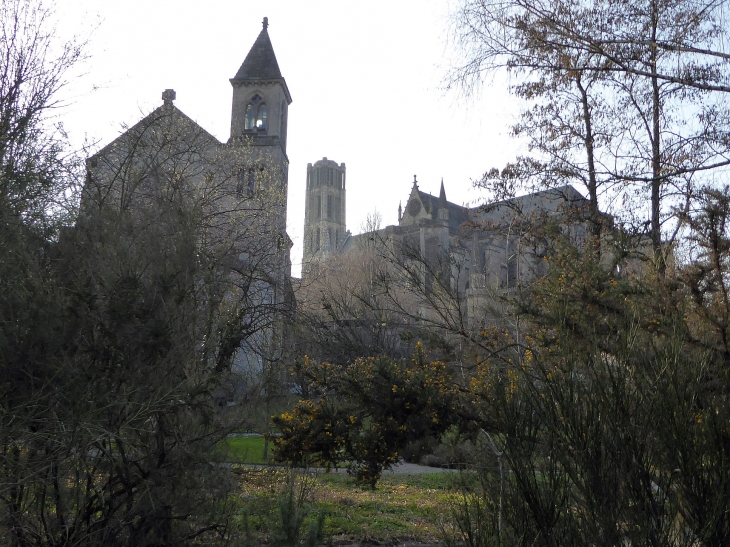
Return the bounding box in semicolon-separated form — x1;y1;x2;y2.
89;102;221;161
472;185;588;225
232;22;282;81
417;189;469;229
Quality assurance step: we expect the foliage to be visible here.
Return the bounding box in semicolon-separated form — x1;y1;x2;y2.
274;344;460;488
273;470;326;547
447;192;730;546
293;245;418;368
0;1;290;544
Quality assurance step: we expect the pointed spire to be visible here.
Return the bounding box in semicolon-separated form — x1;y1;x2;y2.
398;201;402;221
232;17;282;81
439;178;447;204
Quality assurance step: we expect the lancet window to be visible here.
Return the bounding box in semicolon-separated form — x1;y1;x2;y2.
244;94;268;130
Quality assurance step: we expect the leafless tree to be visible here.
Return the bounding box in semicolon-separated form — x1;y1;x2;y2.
0;3;292;544
451;0;730;267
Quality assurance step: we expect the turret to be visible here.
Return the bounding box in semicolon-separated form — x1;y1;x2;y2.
229;17;292;153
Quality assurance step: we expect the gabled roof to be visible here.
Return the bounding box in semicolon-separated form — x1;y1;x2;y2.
417;189;469;228
232;22;282;81
89;102;221;162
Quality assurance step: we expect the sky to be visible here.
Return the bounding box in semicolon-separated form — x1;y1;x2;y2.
54;0;525;277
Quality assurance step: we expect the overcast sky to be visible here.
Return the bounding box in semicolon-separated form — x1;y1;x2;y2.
55;0;524;276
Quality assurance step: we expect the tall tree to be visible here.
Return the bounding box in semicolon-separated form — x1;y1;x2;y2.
0;2;291;544
452;0;730;265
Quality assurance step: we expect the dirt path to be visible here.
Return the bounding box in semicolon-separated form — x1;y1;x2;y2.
238;461;456;475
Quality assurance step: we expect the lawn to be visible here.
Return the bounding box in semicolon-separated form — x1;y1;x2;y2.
232;467;466;544
221;435;271;464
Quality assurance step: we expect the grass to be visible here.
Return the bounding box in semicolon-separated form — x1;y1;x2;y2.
232;467;465;544
220;435;270;464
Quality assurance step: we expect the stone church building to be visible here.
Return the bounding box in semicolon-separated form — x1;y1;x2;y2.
302;158;590;328
82;13;593;367
83;18;294;392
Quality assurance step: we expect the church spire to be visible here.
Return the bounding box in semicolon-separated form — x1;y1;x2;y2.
437;178;450;223
439;178;447;204
229;18;292;144
232;17;283;82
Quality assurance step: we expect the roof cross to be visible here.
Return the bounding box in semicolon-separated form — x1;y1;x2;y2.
162;89;176;106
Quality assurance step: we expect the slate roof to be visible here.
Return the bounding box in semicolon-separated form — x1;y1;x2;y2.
416;189;469;230
232;24;282;81
89;103;221;161
472;185;587;225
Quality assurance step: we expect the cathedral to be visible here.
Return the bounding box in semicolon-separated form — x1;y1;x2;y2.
302;155;589;327
83;14;592;355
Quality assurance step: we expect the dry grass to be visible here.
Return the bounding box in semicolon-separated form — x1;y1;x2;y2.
232;467;463;544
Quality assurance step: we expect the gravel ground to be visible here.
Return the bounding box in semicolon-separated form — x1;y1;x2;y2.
382;461;456;474
238;461;456;474
308;461;456;475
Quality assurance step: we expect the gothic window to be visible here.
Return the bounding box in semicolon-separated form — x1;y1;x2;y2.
244;94;267;131
309;194;316;219
329;228;334;250
327;195;333;219
328;168;334;186
245;104;255;130
315;228;320;251
247;169;255;195
237;168;255;196
257;104;267;129
317;196;322;219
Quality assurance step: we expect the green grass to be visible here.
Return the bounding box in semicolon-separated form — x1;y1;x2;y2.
232;467;466;544
221;435;270;464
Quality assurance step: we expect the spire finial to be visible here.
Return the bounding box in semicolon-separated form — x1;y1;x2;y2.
262;17;268;30
413;175;418;187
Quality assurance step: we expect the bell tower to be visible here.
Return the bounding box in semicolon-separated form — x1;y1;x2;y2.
302;158;347;275
228;16;293;249
229;17;292;152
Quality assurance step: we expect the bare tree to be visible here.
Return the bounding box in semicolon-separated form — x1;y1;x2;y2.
451;0;730;267
0;4;292;543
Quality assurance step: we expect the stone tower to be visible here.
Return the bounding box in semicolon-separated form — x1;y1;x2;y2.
302;157;347;274
229;17;292;224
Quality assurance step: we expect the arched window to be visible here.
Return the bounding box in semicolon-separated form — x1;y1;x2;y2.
236;168;255;196
247;169;255;195
256;104;267;129
244;94;267;131
244;104;256;130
